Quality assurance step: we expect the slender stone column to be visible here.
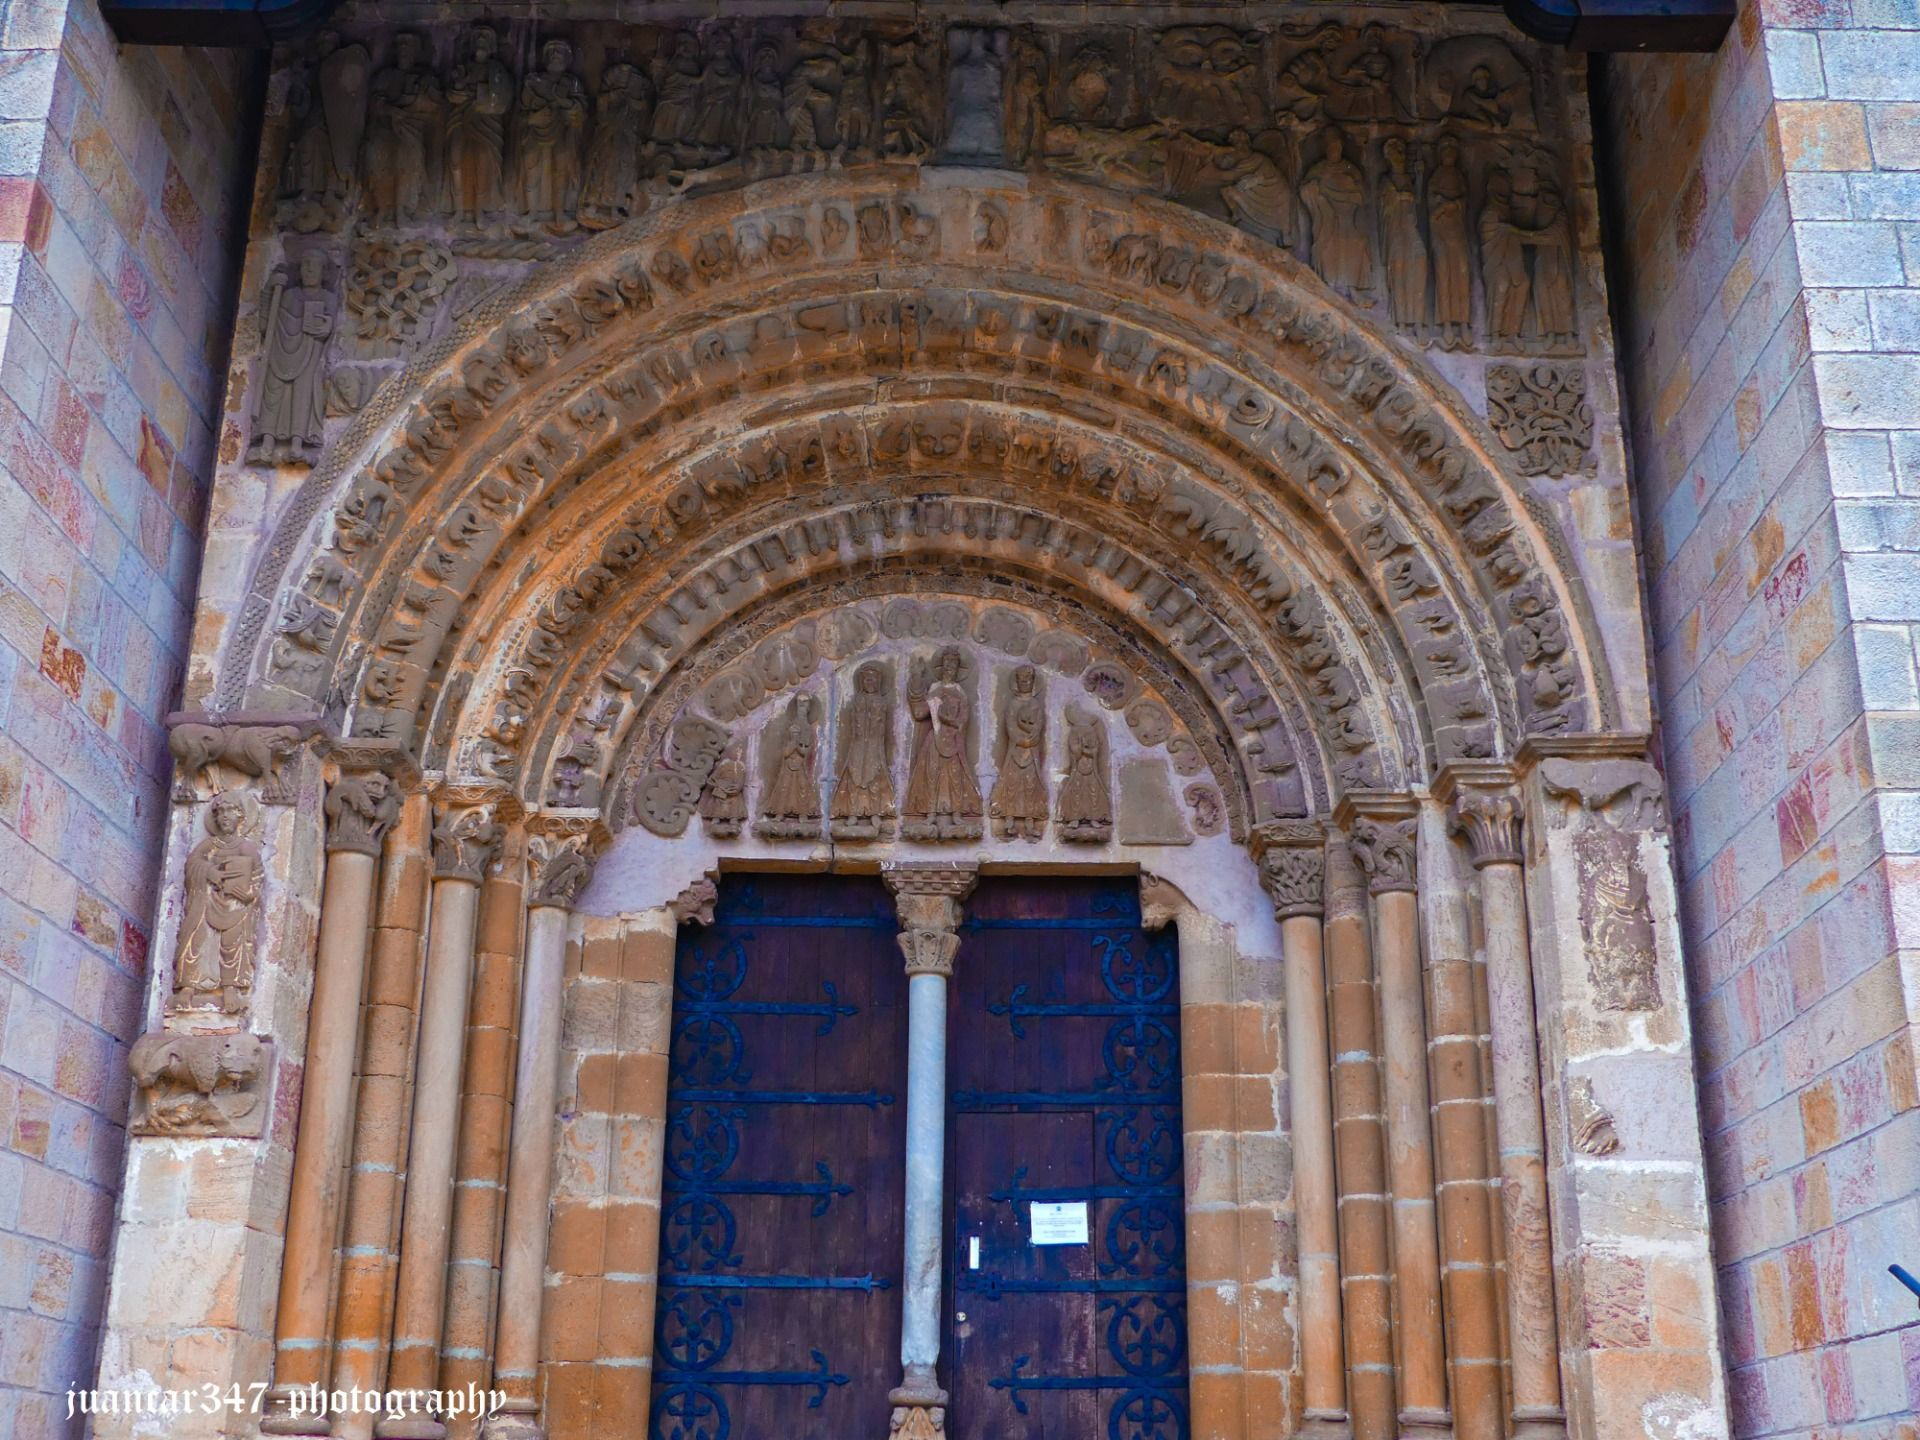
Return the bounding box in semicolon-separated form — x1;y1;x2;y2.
379;794;506;1439
1416;797;1503;1440
1251;825;1349;1439
485;821;600;1440
438;821;527;1405
1348;811;1450;1440
1323;836;1396;1440
333;789;434;1440
263;766;404;1436
1450;792;1566;1440
882;863;977;1440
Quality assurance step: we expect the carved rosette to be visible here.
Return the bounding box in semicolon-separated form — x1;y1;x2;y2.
1349;816;1418;894
1248;821;1325;919
325;769;403;856
526;816;605;910
1452;791;1524;868
431;793;506;881
884;865;977;978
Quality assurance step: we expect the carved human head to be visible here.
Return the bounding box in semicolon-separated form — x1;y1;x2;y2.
1470;63;1495;91
1066;56;1111;121
470;25;497;60
393;32;422;67
314;29;338;58
1012;664;1037;694
1383;136;1408;171
1437;134;1461;165
672;31;701;70
298;252;326;288
208;793;247;836
857;662;884;694
543;38;572;72
1323;129;1345;160
936;646;965;682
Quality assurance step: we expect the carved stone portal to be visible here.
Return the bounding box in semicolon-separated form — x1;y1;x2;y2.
129;1031;272;1137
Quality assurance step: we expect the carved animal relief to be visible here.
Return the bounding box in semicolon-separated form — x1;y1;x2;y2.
129;1031;272;1138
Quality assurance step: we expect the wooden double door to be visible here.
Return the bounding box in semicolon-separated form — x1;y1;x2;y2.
651;875;1188;1440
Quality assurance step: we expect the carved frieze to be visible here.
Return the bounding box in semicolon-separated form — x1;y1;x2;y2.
170;792;265;1016
129;1031;272;1138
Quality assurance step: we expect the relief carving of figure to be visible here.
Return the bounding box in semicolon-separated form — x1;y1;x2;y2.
580;62;653;229
171;793;264;1015
651;31;708;160
248;254;334;468
516;39;587;226
693;30;745;156
1480;168;1532;346
443;25;512;224
700;742;748;838
1575;828;1661;1011
785;21;871;157
1525;170;1578;348
1448;62;1526;129
756;693;823;839
1204;130;1296;246
878;35;938;159
1150;27;1263;131
1002;32;1046;169
1056;704;1113;843
903;647;983;841
1039;51;1170;192
1427;136;1473;349
1380;137;1429;335
279;30;366;231
1300;129;1373;296
362;32;442;226
831;662;897;840
129;1031;268;1137
990;665;1048;842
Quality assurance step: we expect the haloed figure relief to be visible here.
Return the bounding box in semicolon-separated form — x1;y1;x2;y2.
832;661;898;840
757;693;823;839
904;646;983;841
171;792;265;1015
990;664;1049;841
443;24;512;225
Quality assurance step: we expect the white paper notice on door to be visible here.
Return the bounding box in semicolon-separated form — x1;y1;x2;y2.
1029;1201;1090;1245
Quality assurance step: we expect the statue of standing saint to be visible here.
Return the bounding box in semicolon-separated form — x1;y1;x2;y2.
755;694;822;839
990;665;1048;841
248;253;334;467
516;38;587;227
1056;705;1113;843
831;662;897;839
362;31;440;226
443;25;513;225
580;63;653;230
1427;136;1473;350
172;793;265;1014
1380;137;1429;336
903;647;983;841
1300;128;1373;297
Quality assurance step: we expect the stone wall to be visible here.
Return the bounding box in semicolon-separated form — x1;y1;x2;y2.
1600;1;1920;1433
0;0;257;1432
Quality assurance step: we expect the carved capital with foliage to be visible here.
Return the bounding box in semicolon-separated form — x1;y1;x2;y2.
884;864;977;977
1451;791;1524;868
1250;821;1325;920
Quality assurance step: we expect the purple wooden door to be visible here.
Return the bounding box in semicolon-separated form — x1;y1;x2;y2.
652;874;906;1440
946;878;1190;1440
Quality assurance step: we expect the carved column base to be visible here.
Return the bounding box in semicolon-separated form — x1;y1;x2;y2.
1299;1411;1354;1440
1510;1408;1568;1440
888;1368;948;1440
1399;1408;1454;1439
258;1388;330;1436
479;1400;543;1440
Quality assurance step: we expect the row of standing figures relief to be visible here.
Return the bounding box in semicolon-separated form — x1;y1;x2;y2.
704;657;1118;845
273;24;1579;353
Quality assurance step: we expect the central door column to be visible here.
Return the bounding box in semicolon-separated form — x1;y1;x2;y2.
882;863;978;1440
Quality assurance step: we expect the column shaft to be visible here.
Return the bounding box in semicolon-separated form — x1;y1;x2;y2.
487;901;572;1433
1282;912;1349;1436
1324;840;1396;1440
1373;886;1450;1435
900;972;949;1375
1476;858;1566;1440
381;873;484;1435
438;831;526;1406
332;793;433;1440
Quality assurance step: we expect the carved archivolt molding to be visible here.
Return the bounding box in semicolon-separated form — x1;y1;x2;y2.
227;175;1613;827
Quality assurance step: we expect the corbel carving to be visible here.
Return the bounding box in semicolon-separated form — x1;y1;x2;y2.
1139;872;1191;932
168;714;317;805
325;769;402;856
128;1030;272;1137
668;874;720;928
170;791;265;1016
1250;820;1326;920
1538;756;1666;831
884;864;978;978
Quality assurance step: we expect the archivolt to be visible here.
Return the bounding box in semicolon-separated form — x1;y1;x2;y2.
234;169;1613;820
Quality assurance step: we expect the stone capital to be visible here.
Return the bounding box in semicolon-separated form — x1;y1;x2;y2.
325;768;404;857
1348;816;1418;894
1451;790;1524;869
431;794;507;882
1249;820;1326;920
883;863;976;977
524;811;608;910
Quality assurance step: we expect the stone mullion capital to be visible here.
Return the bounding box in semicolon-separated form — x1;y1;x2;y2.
883;863;978;978
1249;821;1327;920
1451;791;1525;869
